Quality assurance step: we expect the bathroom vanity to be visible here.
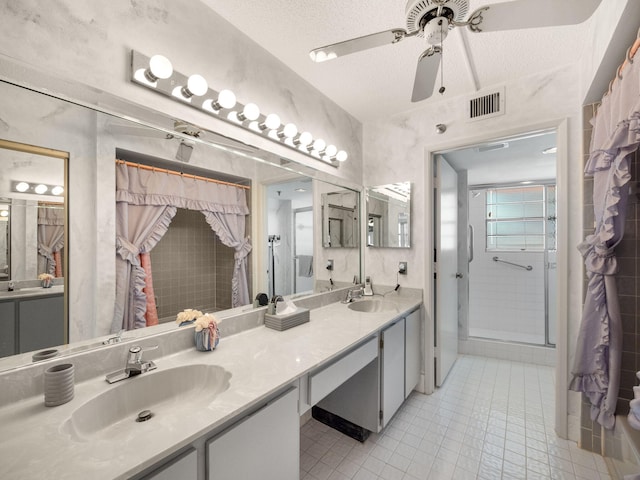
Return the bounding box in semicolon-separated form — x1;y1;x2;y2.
0;290;422;480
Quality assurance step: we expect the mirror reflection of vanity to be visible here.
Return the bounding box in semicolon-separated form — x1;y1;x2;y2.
0;73;361;367
366;182;411;248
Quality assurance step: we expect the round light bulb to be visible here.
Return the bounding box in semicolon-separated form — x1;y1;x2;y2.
51;186;64;196
186;74;208;97
325;144;338;157
34;184;48;194
282;123;298;138
147;54;173;81
262;113;281;130
217;89;236;109
313;51;327;62
15;182;30;192
241;103;260;121
0;210;8;218
297;132;313;147
313;138;326;152
336;150;348;162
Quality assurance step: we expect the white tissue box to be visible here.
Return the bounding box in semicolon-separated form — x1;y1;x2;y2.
264;308;310;331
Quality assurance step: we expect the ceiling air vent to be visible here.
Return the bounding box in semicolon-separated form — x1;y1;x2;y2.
467;87;505;122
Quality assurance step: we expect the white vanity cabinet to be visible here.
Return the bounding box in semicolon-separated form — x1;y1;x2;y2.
207;387;299;480
380;317;405;428
405;308;421;398
142;448;197;480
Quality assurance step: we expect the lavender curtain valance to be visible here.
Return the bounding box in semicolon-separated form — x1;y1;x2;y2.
570;48;640;429
115;163;249;215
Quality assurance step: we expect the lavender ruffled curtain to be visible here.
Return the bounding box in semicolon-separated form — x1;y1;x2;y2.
570;46;640;428
37;206;64;276
113;163;251;332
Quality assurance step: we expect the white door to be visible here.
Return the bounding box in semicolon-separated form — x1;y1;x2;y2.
434;157;459;386
294;208;313;293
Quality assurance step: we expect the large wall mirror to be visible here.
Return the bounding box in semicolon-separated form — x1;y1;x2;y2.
366;182;411;248
0;76;361;369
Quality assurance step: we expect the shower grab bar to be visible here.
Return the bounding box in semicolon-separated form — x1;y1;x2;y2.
468;225;474;263
492;256;533;271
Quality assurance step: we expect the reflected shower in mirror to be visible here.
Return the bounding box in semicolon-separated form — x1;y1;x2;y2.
366;182;411;248
322;190;359;248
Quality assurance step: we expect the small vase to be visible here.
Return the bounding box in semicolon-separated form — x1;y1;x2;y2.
41;278;52;288
195;323;220;351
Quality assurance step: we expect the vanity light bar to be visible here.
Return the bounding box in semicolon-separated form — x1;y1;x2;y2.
11;181;64;196
130;50;348;167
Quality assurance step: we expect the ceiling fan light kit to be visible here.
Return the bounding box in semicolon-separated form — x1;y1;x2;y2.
131;50;348;167
309;0;603;102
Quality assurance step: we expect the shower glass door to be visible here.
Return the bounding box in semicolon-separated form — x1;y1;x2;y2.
468;184;556;346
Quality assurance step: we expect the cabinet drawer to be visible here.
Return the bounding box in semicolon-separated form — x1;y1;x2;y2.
308;336;378;405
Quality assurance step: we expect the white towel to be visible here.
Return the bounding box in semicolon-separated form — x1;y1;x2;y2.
298;255;313;277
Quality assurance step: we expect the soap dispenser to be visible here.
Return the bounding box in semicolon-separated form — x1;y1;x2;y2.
363;276;373;296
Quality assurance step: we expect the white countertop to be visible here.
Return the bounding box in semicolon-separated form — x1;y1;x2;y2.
0;284;64;300
0;295;421;480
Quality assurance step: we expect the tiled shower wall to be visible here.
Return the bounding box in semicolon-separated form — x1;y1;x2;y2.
150;208;236;321
580;103;640;453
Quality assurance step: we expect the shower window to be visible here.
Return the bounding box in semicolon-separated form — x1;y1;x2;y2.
485;185;556;251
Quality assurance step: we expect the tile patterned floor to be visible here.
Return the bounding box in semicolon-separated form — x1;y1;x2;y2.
300;355;611;480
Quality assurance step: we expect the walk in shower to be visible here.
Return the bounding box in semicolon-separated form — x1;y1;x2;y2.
468;183;557;346
439;129;558;359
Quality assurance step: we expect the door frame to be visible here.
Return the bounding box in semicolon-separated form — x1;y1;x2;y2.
423;119;570;437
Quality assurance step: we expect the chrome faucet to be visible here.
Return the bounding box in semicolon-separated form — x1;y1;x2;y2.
343;287;363;303
105;345;158;384
102;329;125;345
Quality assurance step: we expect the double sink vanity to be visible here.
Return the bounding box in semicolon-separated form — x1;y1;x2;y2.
0;287;422;480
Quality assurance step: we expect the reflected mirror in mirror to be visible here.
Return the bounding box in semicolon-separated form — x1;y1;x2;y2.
266;179;314;298
367;182;411;248
0;139;67;358
0;76;361;371
322;190;359;248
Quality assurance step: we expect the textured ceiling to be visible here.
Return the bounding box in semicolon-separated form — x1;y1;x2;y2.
201;0;598;122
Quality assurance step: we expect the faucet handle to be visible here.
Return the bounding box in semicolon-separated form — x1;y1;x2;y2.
128;345;158;362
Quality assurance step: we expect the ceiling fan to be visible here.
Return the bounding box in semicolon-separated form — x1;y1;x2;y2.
309;0;603;102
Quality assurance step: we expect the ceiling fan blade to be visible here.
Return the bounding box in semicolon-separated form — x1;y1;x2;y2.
411;47;441;103
468;0;602;32
310;28;411;63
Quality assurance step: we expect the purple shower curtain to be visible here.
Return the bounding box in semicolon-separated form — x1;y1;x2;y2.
570;45;640;428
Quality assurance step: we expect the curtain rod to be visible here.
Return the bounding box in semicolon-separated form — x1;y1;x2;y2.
115;159;251;190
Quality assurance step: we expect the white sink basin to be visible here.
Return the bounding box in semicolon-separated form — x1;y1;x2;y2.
348;299;398;313
62;364;231;441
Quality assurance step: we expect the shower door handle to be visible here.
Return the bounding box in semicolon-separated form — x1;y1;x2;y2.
468;225;474;263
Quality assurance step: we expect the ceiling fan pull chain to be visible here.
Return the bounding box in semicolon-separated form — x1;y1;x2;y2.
439;20;446;94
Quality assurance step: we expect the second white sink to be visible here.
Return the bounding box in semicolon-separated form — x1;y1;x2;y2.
348;299;398;313
62;364;231;442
